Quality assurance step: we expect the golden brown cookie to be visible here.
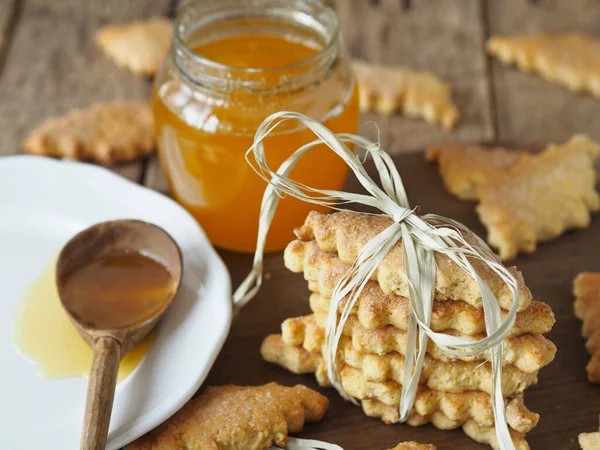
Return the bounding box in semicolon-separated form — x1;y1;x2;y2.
287;212;533;311
260;335;539;434
574;272;600;383
362;399;535;448
476;135;600;260
388;442;436;450
579;431;600;450
341;337;537;396
282;313;555;374
362;393;537;436
426;142;528;200
270;322;538;396
96;17;172;76
342;364;537;434
127;383;328;450
261;334;322;375
463;420;530;450
352;60;459;130
268;208;555;449
309;289;554;338
22;102;154;165
487;33;600;99
285;239;553;337
579;416;600;449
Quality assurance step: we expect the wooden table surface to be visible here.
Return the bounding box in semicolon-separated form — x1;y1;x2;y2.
1;0;599;448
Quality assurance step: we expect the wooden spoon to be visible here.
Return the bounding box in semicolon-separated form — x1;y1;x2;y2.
56;220;182;450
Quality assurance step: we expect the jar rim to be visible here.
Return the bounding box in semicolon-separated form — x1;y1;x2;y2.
172;0;340;79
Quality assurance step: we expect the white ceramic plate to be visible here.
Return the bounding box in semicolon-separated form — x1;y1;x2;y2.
0;156;232;449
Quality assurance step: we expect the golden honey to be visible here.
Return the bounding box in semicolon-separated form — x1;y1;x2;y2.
59;252;175;330
14;258;155;382
154;1;358;252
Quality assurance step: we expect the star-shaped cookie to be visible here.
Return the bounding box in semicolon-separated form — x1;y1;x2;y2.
476;135;600;260
426;142;528;200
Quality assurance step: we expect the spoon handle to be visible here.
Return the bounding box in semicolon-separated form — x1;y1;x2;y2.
80;336;121;450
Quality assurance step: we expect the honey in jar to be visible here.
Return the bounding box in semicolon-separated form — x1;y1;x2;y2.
154;0;359;252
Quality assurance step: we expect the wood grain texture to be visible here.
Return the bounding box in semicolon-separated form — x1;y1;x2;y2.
335;0;494;153
0;0;171;181
488;0;600;147
0;0;16;53
144;157;169;194
81;337;120;450
210;151;600;450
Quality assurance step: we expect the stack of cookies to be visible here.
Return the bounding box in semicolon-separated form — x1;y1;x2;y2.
261;210;557;450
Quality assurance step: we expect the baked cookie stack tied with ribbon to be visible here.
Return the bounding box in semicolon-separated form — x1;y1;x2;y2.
233;112;558;450
261;210;556;449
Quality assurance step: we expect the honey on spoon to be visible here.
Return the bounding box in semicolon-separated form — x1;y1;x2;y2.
14;258;153;382
56;220;182;450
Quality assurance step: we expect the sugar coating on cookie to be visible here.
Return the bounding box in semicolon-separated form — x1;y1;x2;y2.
289;210;532;310
427;135;600;260
127;383;329;450
21;101;154;165
278;316;543;397
261;334;540;434
265;209;560;449
476;134;600;260
286;240;553;337
282;311;555;374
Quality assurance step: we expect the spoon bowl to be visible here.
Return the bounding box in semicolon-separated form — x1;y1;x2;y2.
56;219;182;450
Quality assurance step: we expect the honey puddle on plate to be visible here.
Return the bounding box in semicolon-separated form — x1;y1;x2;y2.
13;258;153;382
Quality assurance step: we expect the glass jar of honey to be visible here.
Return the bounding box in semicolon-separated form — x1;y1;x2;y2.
154;0;359;252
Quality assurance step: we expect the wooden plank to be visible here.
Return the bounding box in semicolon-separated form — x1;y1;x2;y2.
0;0;172;181
145;157;169;194
0;0;16;53
25;0;171;17
212;150;600;449
335;0;494;153
488;0;600;148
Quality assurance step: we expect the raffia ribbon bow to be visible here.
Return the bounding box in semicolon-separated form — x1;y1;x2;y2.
234;112;521;450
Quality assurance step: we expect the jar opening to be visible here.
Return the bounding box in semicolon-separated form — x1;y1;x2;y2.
172;0;341;93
